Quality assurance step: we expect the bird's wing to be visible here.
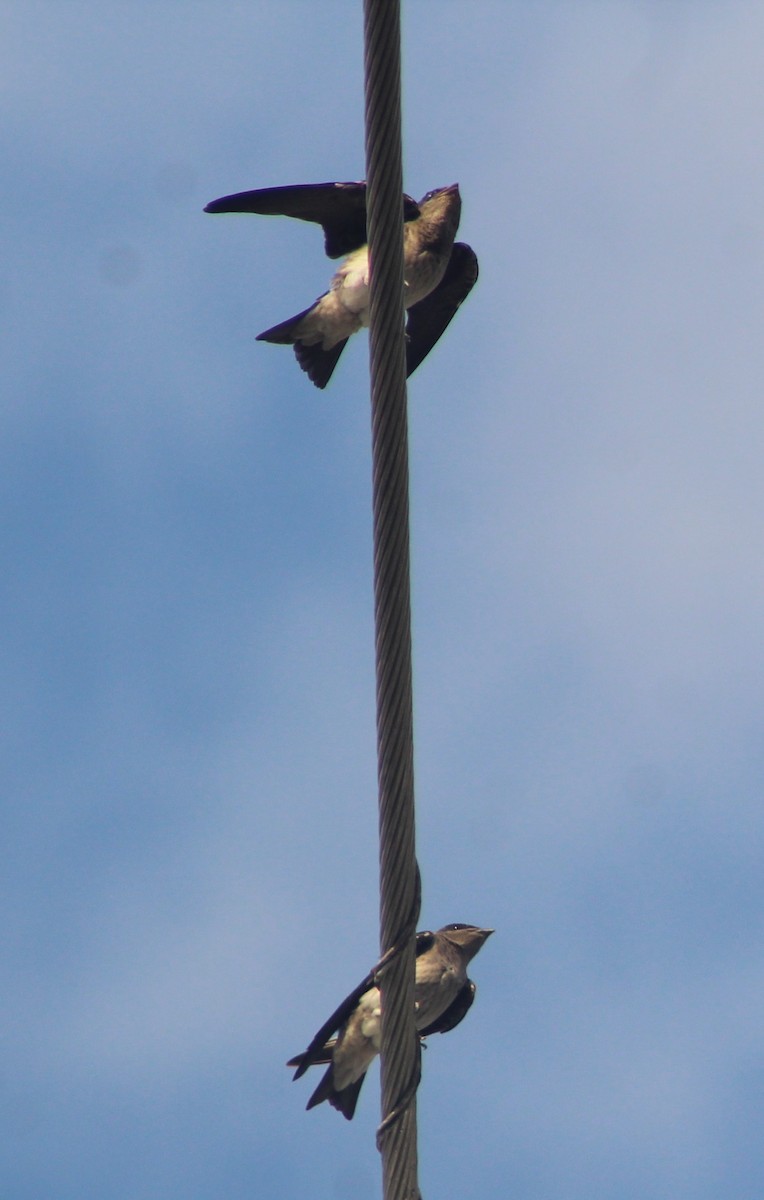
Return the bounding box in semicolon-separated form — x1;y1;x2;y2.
204;182;420;259
404;242;479;376
289;921;432;1078
414;930;436;955
287;970;377;1079
418;980;476;1037
286;1038;336;1069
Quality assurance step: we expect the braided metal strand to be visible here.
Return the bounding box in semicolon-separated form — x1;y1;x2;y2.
363;2;421;1199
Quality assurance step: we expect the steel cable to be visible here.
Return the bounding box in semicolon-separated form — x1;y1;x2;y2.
363;1;422;1198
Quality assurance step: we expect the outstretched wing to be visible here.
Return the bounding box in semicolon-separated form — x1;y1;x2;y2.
405;241;479;376
204;182;420;259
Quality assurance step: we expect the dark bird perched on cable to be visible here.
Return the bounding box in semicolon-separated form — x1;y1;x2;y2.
204;181;478;388
287;924;493;1119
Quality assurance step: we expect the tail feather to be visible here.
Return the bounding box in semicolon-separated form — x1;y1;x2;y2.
257;300;347;388
306;1064;366;1121
294;338;348;389
329;1075;365;1121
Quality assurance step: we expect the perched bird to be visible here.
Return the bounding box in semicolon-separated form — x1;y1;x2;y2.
204;181;478;388
287;924;493;1119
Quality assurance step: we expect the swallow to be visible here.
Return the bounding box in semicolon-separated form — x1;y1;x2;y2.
204;181;478;388
287;924;493;1119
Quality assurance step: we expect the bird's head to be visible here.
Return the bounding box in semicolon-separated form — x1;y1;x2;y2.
437;923;493;963
415;183;462;237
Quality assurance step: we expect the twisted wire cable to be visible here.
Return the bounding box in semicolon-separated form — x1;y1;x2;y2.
363;1;422;1198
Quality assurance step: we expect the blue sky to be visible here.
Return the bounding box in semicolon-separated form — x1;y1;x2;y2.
4;3;764;1197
